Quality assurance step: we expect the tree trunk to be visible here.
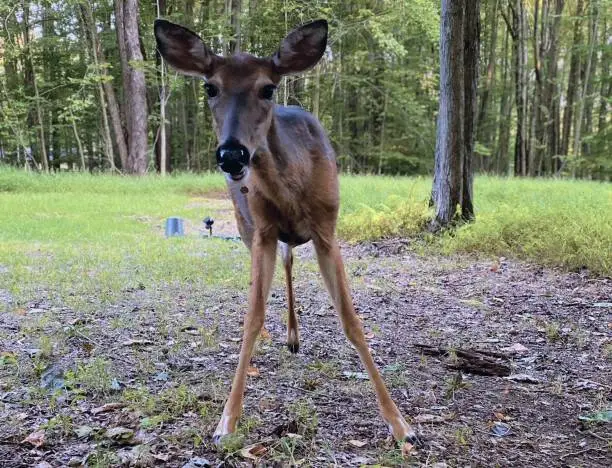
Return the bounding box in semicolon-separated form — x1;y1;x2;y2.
431;0;465;228
80;3;117;172
462;0;479;221
560;0;584;159
572;0;599;169
22;1;49;172
511;0;528;176
117;0;149;174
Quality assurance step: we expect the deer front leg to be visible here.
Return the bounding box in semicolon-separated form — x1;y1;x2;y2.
213;230;277;443
313;236;422;447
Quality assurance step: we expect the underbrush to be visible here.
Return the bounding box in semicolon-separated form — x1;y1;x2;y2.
338;175;611;275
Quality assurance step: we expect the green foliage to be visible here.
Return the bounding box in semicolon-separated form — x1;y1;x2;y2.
339;175;612;275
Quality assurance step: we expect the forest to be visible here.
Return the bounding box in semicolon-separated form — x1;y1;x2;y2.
0;0;610;179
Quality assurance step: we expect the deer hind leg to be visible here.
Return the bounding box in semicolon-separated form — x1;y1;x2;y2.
213;230;277;443
312;235;422;446
280;243;299;353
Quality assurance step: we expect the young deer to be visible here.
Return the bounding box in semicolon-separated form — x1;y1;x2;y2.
154;19;420;447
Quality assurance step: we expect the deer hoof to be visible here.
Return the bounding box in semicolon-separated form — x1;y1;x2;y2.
287;341;300;353
403;432;424;448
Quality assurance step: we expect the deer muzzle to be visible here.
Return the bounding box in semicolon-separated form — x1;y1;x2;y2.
216;142;250;180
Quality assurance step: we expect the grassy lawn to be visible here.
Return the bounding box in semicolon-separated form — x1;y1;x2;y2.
0;169;610;313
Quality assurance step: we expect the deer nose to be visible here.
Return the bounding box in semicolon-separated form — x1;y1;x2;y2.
216;142;250;177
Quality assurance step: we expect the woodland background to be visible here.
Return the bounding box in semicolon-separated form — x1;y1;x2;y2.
0;0;610;178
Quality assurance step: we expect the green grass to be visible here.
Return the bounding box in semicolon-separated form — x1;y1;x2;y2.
0;167;610;314
0;168;245;310
338;175;611;275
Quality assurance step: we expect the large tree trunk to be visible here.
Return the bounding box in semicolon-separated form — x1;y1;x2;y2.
116;0;149;174
431;0;465;228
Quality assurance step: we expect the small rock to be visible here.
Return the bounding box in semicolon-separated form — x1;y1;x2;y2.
68;457;82;467
105;426;134;443
490;422;512;437
413;413;447;424
182;457;212;468
74;425;93;439
34;462;52;468
40;365;65;390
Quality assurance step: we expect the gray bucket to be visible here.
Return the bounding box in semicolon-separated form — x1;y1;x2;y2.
165;217;184;237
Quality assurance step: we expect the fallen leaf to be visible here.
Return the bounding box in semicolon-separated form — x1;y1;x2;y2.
238;443;267;460
342;371;369;380
348;439;367;448
401;441;416;457
91;402;125;415
122;339;153;347
21;430;45;447
493;412;510;421
247;366;260;377
504;374;541;384
74;425;94;439
502;343;529;354
182;457;212;467
364;332;375;340
413;414;446;424
259;328;271;340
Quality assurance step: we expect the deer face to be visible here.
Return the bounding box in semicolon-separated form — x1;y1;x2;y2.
154;19;327;180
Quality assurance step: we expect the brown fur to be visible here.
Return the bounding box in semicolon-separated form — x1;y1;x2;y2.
154;18;419;447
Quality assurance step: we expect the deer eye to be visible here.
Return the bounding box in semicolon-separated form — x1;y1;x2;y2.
204;83;219;98
261;85;276;100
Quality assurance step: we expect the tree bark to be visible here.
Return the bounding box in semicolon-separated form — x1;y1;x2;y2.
431;0;465;228
511;0;528;176
117;0;149;174
462;0;479;221
560;0;584;159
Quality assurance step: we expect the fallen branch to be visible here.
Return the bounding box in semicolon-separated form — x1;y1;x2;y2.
414;344;512;377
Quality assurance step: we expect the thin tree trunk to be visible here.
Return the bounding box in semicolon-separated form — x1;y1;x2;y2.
80;3;116;172
462;0;479;221
23;1;49;172
572;0;599;167
377;90;388;175
560;0;584;159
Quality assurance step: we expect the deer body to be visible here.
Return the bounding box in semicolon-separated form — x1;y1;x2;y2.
154;19;420;448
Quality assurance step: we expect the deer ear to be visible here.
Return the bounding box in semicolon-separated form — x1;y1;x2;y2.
154;19;218;77
272;19;328;75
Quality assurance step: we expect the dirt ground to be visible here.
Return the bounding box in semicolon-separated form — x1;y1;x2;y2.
1;202;611;467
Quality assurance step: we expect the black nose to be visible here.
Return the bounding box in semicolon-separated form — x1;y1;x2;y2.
216;142;250;176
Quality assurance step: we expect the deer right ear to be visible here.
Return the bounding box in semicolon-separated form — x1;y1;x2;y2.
154;19;218;77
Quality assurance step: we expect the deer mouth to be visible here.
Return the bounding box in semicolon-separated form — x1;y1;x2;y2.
230;169;247;181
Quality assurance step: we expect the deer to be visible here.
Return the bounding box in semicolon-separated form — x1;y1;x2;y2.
154;18;421;449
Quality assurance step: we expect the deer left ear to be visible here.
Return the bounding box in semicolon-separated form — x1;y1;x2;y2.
272;19;328;75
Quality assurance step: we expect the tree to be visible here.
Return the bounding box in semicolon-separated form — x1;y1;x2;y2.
115;0;148;174
431;0;480;229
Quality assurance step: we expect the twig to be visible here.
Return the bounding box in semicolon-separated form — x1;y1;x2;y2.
559;446;608;460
